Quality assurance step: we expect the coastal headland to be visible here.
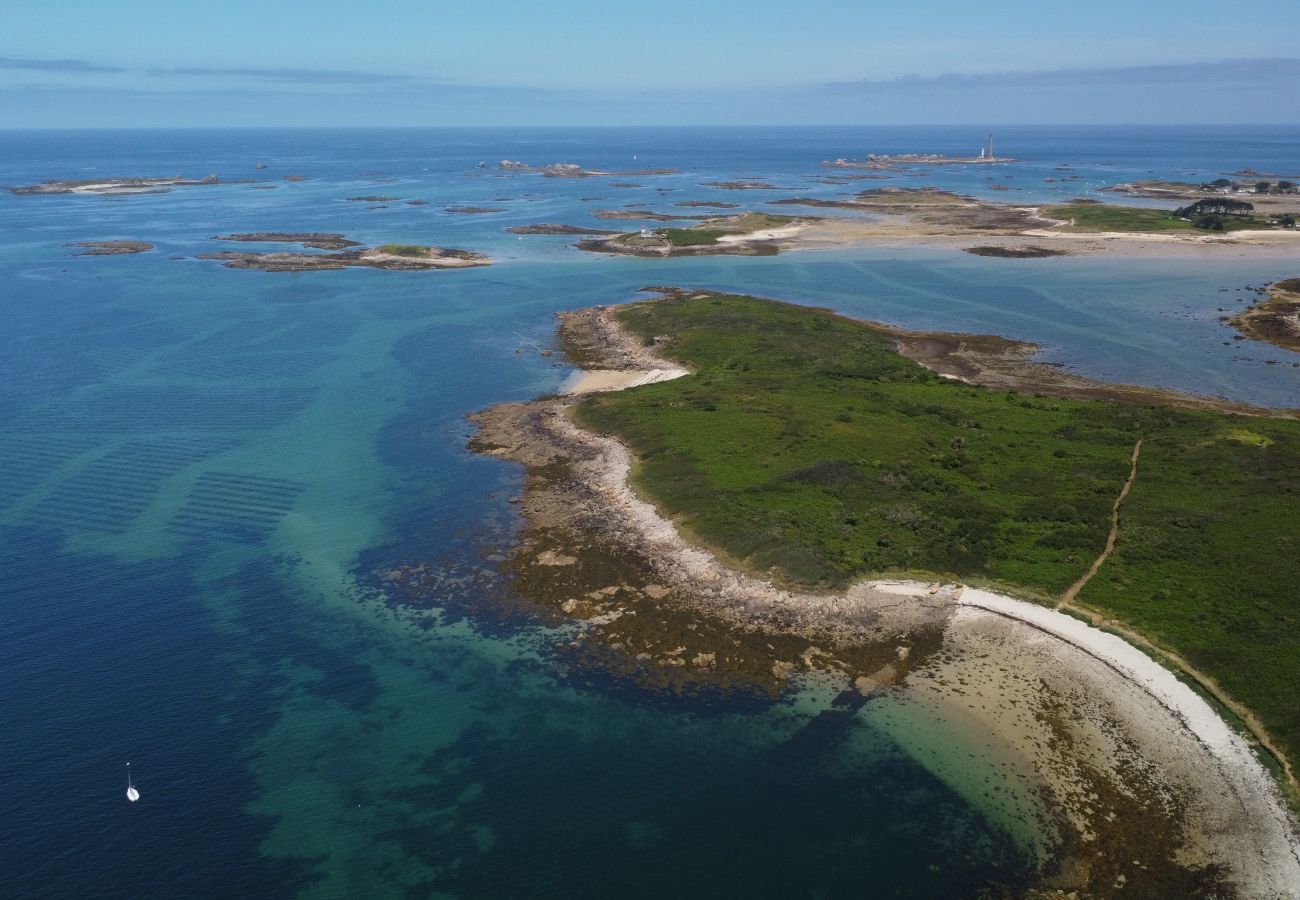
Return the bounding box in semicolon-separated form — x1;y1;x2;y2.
469;289;1300;898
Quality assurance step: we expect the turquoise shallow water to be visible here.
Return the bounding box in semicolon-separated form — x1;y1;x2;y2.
1;127;1297;899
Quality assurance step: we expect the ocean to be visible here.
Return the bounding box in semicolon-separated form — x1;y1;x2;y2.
1;126;1296;899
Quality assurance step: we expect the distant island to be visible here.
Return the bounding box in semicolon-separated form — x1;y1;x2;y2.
65;240;154;255
824;153;1014;169
497;160;679;178
198;234;490;272
575;213;810;257
823;138;1015;169
12;175;222;195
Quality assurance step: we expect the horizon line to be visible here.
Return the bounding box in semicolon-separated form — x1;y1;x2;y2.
3;122;1299;131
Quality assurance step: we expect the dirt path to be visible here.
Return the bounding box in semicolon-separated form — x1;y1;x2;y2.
1060;438;1143;605
1056;436;1298;796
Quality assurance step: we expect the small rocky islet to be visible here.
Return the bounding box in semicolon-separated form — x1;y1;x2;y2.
198;234;490;272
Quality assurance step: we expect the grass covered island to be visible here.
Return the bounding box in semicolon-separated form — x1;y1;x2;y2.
576;213;808;257
571;292;1300;785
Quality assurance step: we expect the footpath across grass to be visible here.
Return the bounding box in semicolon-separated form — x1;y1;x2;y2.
574;292;1300;773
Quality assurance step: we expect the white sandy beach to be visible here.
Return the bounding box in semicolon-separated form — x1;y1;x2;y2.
715;223;807;244
562;366;689;394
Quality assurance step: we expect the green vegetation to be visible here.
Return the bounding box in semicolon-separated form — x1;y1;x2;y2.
1044;203;1197;233
624;213;796;247
1173;198;1265;231
1047;201;1279;233
375;243;429;257
662;228;730;246
574;292;1300;770
1230;278;1300;360
1078;426;1300;773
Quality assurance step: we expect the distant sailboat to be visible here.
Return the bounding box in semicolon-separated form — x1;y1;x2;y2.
126;762;140;803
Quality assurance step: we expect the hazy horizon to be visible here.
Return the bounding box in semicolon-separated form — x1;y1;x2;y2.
3;0;1298;127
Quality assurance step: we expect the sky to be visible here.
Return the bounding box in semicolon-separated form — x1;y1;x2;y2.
2;0;1299;126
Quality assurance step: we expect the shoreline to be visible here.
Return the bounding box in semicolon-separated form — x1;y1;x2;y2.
536;189;1300;260
787;206;1300;259
1229;278;1300;352
470;296;1300;897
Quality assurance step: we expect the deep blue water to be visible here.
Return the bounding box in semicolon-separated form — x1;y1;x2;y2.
1;127;1297;899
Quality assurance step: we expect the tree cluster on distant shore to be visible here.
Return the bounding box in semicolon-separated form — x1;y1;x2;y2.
1175;198;1257;230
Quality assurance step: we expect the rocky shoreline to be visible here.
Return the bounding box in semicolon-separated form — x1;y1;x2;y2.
1229;278;1300;353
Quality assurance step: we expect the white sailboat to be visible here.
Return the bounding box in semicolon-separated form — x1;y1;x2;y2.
126;762;140;803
